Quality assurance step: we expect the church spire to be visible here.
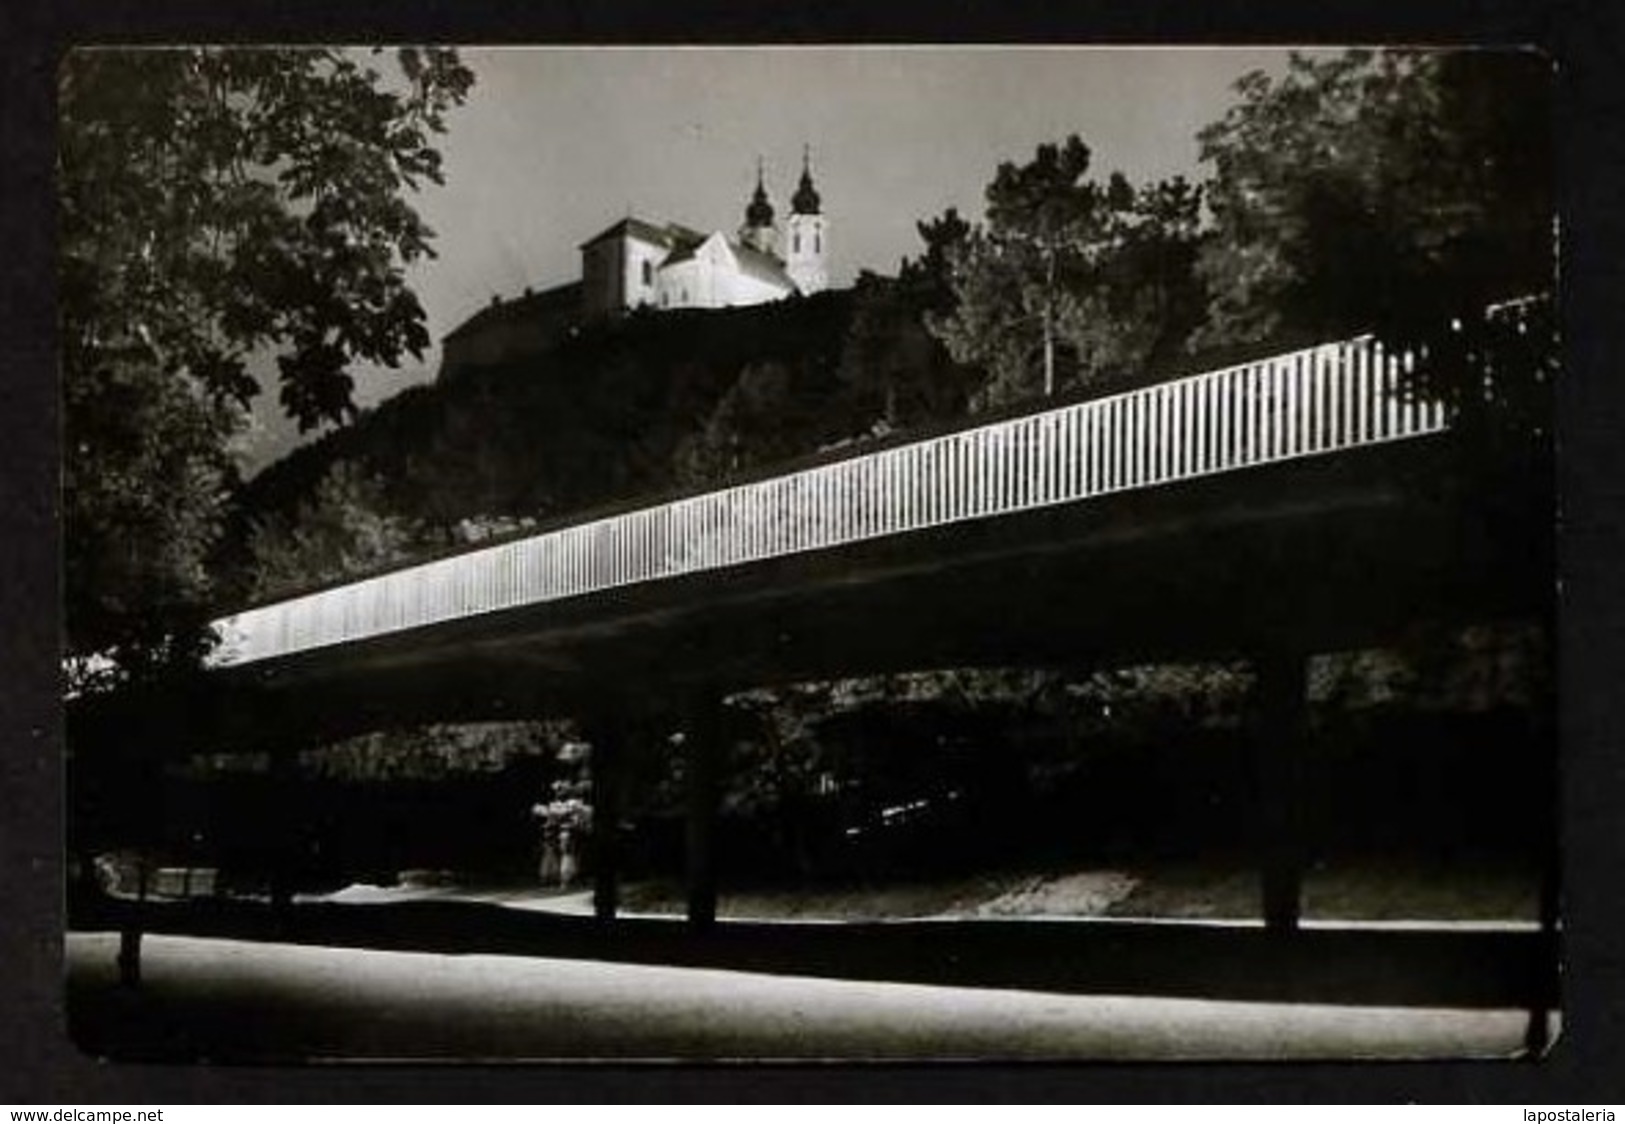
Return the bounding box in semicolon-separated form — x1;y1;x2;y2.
744;156;775;229
792;144;821;216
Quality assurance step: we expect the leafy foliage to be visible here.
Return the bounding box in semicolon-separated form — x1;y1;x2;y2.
926;137;1206;408
1194;48;1556;566
60;47;473;680
1194;50;1553;366
245;461;423;601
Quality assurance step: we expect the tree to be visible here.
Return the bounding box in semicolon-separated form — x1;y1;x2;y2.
60;47;474;684
927;137;1206;409
244;460;422;602
1195;48;1556;594
1194;49;1554;411
834;211;981;432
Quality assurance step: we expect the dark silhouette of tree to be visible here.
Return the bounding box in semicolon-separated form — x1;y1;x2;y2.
1195;49;1554;422
61;47;473;685
245;461;423;602
832;210;980;432
927;136;1206;409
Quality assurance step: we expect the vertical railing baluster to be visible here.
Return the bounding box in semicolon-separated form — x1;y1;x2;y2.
936;439;947;523
1081;404;1093;495
1105;398;1116;490
1016;422;1026;509
1174;382;1187;478
1008;424;1021;511
1306;349;1321;452
1183;379;1195;475
1340;344;1353;446
970;430;982;515
1278;357;1292;459
1128;394;1141;486
982;429;994;514
1097;402;1108;491
1163;387;1174;479
1292;355;1305;455
988;428;1000;513
999;427;1011;512
1112;398;1124;489
1256;363;1267;462
815;468;827;549
1146;390;1157;482
1327;346;1340;450
1199;374;1210;471
1146;390;1158;482
1101;400;1114;491
1127;394;1137;487
1022;419;1033;507
1254;363;1266;462
1263;360;1278;460
1085;404;1098;496
1401;349;1419;435
895;448;907;531
1353;340;1369;443
1064;408;1078;500
840;462;852;542
1113;397;1126;490
1236;368;1248;465
1033;418;1046;505
930;442;942;525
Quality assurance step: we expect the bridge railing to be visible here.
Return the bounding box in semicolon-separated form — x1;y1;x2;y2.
213;332;1447;667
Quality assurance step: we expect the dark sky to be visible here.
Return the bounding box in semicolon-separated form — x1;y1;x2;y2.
236;45;1312;471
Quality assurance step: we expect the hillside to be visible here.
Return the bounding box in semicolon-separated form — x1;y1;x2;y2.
244;290;864;530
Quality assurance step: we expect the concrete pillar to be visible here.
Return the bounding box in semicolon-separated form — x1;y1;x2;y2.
1252;650;1309;934
117;858;149;987
587;716;624;922
268;749;297;915
1525;698;1561;1057
684;693;724;929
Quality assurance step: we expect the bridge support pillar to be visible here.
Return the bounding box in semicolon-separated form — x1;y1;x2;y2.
685;693;724;930
1252;650;1309;934
268;748;298;917
586;715;624;922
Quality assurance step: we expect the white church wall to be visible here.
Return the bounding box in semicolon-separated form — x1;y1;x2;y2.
720;264;793;307
657;257;712;309
623;236;668;310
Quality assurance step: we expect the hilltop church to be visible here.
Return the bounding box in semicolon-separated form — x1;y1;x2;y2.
439;153;829;378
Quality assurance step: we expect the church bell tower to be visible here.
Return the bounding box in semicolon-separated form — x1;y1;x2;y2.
785;146;828;294
739;158;778;256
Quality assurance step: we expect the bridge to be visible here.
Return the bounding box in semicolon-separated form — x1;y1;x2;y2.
67;317;1556;1039
154;326;1539;739
215;331;1447;668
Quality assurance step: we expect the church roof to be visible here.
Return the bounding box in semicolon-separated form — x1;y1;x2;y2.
730;240;795;288
578;216;706;251
658;234;793;290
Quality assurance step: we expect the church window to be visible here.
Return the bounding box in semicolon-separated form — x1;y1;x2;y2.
641;260;653;286
793;231;801;254
815;231;821;253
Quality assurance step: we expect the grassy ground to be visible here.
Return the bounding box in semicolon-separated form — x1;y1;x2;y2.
606;853;1541;923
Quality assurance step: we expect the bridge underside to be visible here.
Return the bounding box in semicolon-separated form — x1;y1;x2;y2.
72;438;1549;757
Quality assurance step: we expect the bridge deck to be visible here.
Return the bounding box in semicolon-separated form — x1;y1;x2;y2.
214;332;1444;669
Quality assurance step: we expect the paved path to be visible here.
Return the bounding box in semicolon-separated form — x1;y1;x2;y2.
66;932;1539;1062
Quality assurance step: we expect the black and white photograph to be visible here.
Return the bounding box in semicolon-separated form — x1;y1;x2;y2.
55;45;1559;1063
